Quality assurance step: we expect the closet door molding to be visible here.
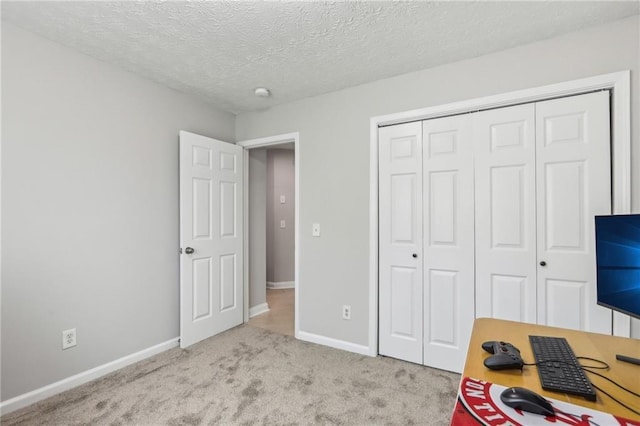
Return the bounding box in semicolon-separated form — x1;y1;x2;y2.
369;71;631;357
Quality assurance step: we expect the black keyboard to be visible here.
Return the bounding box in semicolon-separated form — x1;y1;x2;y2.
529;335;597;401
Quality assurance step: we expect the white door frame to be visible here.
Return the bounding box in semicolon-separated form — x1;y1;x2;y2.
369;71;632;356
237;132;300;338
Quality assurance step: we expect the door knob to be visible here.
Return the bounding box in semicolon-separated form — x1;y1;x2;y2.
412;253;418;258
539;261;546;266
185;247;195;254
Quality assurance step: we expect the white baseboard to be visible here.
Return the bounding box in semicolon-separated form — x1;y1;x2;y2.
0;337;179;416
249;303;270;318
266;281;295;289
296;330;373;357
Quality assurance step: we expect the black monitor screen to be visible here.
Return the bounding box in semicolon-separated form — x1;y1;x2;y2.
595;214;640;320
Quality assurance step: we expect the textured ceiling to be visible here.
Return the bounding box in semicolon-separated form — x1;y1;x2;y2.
2;1;639;113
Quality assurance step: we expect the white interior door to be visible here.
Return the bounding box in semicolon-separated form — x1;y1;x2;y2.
474;104;537;323
379;122;423;364
422;114;475;373
535;91;612;334
179;131;244;348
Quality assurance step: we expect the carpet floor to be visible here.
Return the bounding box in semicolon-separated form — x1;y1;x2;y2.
1;325;460;425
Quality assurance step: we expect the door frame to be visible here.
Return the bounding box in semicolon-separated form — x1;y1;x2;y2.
237;132;300;338
369;71;632;356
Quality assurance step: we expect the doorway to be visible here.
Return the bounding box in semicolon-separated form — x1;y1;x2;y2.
238;133;300;338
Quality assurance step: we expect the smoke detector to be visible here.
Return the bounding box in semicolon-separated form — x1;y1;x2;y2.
254;87;271;98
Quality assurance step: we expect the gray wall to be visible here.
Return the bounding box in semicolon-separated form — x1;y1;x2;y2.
266;149;295;283
236;16;640;345
249;148;267;308
1;23;235;400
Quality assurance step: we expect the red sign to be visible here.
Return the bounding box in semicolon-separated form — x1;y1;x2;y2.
451;377;640;426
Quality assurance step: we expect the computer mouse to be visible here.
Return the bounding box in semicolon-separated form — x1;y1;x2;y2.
500;387;555;417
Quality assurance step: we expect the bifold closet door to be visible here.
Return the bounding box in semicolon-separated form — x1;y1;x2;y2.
379;122;423;364
474;104;537;324
474;92;612;334
535;91;612;334
422;115;475;373
380;91;612;369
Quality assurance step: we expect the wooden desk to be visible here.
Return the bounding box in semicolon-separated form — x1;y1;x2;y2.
464;318;640;420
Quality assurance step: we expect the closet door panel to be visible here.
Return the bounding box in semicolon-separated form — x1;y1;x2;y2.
536;91;612;334
490;165;527;247
422;115;474;373
490;274;528;320
474;104;537;324
545;279;588;330
427;269;457;342
544;161;586;250
379;122;423;364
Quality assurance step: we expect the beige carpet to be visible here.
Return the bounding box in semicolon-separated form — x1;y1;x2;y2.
1;325;460;425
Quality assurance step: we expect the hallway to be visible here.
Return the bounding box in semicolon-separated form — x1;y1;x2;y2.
248;288;294;337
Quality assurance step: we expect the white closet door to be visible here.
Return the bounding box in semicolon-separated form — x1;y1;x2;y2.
474;104;537;323
422;115;475;373
379;122;423;364
535;91;612;334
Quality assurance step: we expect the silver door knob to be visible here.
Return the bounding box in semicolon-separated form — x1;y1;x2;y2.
185;247;195;254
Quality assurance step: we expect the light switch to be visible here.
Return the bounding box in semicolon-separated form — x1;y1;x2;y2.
312;223;320;237
280;220;286;229
280;195;286;204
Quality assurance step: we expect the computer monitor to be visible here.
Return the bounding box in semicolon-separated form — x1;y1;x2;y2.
594;214;640;320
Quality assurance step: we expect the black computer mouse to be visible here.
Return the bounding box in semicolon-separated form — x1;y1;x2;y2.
500;387;555;417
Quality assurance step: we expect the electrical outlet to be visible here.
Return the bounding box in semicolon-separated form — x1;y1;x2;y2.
342;305;351;320
62;328;77;350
